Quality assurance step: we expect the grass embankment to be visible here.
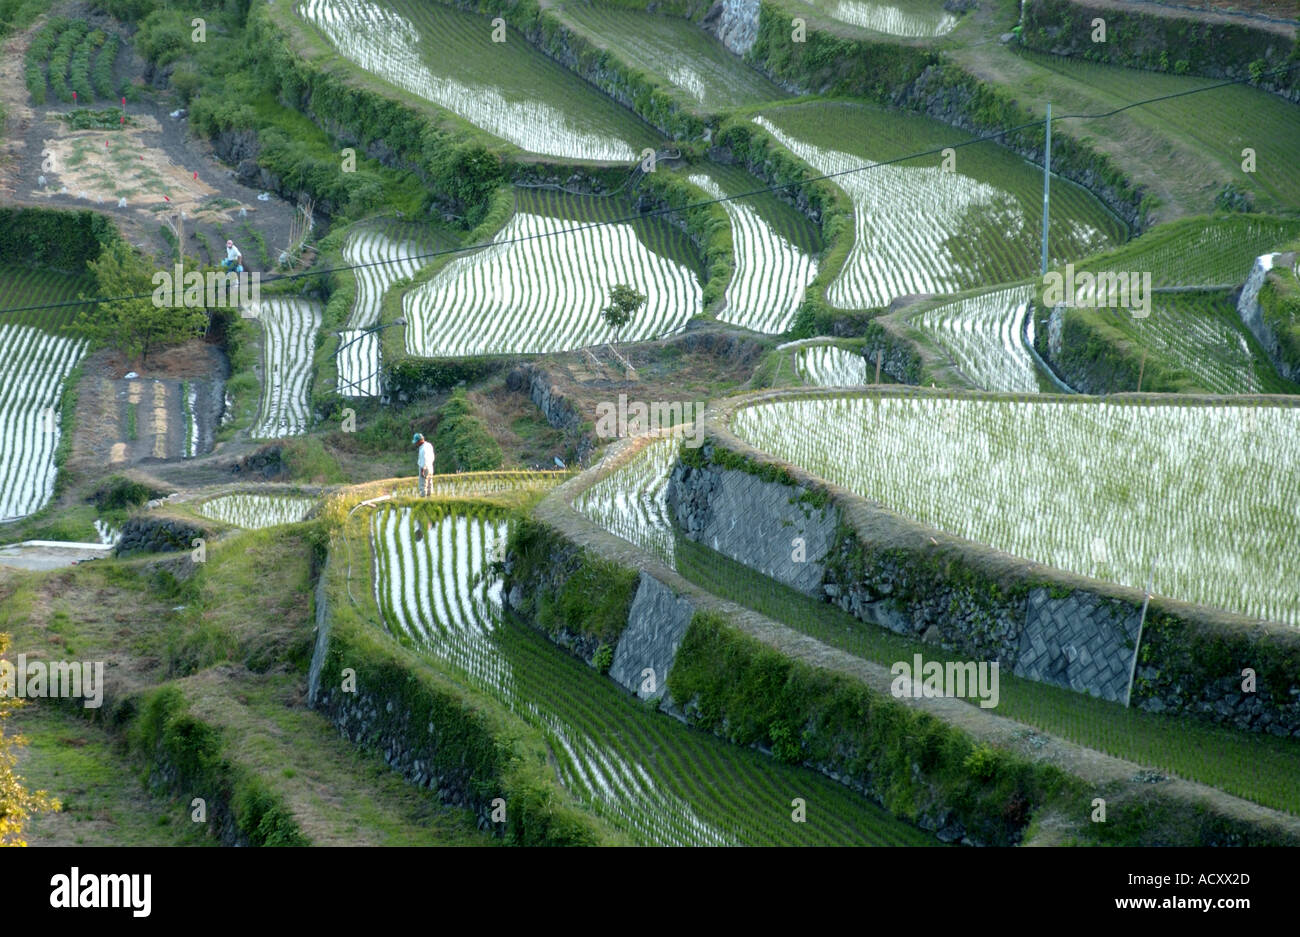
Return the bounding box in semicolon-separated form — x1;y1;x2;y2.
673;535;1300;815
0;520;493;845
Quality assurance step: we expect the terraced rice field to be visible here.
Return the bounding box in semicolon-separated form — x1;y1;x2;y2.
296;0;658;161
554;3;787;109
338;222;447;396
253;297;322;439
0;268;94;521
573;436;679;566
404;190;702;357
795;0;959;37
793;342;868;386
689;170;819;334
1020;52;1300;212
1066;215;1300;288
911;285;1047;393
732;394;1300;627
92;518;122;546
569;427;1300;814
369;502;931;845
754;102;1124;309
197;493;316;529
1116;291;1290;394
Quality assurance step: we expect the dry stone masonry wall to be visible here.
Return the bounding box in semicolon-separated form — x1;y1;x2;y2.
666;433;1300;732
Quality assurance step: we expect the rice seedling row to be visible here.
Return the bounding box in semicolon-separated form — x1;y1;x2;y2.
338;224;441;396
564;376;1300;812
1119;291;1290;395
368;501;930;844
793;0;959;37
404;190;702;357
296;0;658;161
553;3;788;110
794;342;868;387
0;323;86;522
93;518;122;546
0;267;96;522
689;172;818;334
732;394;1300;627
573;436;679;566
1068;215;1300;288
911;285;1047;393
252;297;321;439
754;102;1123;309
197;494;316;529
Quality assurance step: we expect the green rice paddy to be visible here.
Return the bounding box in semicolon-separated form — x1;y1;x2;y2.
554;2;789;110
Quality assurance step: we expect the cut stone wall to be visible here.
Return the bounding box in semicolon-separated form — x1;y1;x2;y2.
667;430;1300;732
609;575;697;700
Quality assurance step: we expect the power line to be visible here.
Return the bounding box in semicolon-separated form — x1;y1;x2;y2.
3;61;1296;316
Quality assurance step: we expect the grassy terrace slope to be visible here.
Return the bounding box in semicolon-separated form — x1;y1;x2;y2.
293;0;660;160
1;522;492;845
572;435;1300;815
752;100;1125;308
361;499;932;844
552;2;789;110
730;392;1300;627
946;0;1300;218
402;187;704;357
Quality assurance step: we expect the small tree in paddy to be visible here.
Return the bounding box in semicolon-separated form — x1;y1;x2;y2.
601;283;645;375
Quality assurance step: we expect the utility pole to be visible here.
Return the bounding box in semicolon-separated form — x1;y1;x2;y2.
1040;102;1052;277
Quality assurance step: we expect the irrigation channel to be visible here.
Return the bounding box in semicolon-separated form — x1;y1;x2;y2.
362;500;932;845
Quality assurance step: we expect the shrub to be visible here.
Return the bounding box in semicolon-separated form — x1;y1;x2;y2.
434;388;502;473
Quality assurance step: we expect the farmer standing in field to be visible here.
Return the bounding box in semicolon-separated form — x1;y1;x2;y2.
414;433;436;497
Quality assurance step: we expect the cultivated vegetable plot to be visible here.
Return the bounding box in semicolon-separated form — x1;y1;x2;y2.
798;0;958;37
911;286;1044;393
338;225;433;397
573;436;679;567
197;494;316;529
732;394;1300;627
754;103;1121;309
404;192;702;357
24;19;123;106
794;343;868;387
689;173;818;334
554;4;787;109
252;298;322;439
297;0;656;161
368;502;930;845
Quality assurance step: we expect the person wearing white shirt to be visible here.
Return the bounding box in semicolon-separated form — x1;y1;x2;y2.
413;432;436;496
223;240;243;276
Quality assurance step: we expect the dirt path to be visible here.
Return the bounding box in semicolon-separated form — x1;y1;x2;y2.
0;2;300;264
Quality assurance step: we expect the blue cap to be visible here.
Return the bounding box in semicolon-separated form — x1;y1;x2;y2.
412;433;423;444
